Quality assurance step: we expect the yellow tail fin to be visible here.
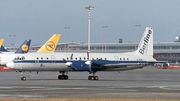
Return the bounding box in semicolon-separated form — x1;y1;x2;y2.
37;34;61;52
0;39;4;48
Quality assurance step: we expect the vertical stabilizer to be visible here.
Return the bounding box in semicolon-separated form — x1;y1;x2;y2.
37;34;61;53
135;27;153;56
15;39;31;54
0;39;4;48
0;39;9;52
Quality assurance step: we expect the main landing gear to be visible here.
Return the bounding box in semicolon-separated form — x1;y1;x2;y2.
88;72;99;80
88;75;99;80
58;71;68;80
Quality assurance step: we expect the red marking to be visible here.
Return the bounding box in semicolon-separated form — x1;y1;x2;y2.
0;66;12;71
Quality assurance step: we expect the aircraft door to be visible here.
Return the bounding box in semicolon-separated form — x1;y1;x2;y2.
51;55;56;63
114;55;119;63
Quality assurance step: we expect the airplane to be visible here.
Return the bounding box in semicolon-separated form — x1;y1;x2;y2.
0;34;61;66
6;27;162;81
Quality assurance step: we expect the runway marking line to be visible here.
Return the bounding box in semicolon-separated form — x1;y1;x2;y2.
147;85;180;91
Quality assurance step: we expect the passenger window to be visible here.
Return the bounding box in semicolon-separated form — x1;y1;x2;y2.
22;56;25;60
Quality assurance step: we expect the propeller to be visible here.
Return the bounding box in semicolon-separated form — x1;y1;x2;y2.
64;53;76;73
85;51;93;73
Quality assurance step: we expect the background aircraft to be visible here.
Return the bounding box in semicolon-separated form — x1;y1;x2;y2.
6;27;161;81
0;34;61;67
0;39;31;66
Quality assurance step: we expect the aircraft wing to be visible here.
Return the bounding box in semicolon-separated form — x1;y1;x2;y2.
147;61;167;64
91;63;144;70
103;63;141;67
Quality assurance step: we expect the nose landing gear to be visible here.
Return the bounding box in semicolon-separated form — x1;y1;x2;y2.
20;71;26;81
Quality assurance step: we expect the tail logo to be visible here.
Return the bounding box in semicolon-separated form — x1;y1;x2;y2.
21;44;29;52
45;41;55;51
139;30;152;55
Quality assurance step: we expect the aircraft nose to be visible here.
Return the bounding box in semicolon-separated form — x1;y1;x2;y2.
6;61;14;69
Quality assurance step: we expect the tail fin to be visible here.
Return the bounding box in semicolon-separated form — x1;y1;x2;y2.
0;39;4;48
37;34;61;53
0;39;9;52
0;46;9;52
135;27;153;56
14;39;31;54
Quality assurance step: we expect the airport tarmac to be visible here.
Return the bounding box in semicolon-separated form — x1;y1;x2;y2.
0;66;180;99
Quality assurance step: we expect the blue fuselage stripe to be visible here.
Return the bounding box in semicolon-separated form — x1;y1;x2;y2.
13;60;148;64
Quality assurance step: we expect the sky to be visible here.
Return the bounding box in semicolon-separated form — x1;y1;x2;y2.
0;0;180;46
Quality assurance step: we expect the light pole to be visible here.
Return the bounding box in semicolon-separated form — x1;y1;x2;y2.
85;5;94;53
64;26;70;50
135;25;141;50
9;34;16;47
102;25;108;53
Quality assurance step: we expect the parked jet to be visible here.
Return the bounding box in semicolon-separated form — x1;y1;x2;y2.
0;34;61;66
6;27;163;81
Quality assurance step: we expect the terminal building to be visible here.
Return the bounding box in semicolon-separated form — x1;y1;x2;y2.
5;37;180;63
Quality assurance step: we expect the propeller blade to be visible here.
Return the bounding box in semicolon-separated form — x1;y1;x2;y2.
70;53;73;60
87;51;89;60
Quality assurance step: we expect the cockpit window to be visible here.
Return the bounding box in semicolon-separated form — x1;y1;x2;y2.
14;56;25;60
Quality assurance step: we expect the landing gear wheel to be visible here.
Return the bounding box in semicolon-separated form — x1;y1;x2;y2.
94;76;99;80
64;75;69;80
58;75;69;80
88;76;99;80
88;76;94;80
21;76;26;81
58;75;62;80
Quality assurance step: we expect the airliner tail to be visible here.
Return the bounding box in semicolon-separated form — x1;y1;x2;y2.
37;34;61;53
135;27;153;56
15;39;31;54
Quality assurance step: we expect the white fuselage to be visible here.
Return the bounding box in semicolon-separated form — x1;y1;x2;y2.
7;52;156;71
0;52;20;66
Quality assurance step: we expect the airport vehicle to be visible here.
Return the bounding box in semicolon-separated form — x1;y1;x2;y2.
0;34;61;66
6;27;162;81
